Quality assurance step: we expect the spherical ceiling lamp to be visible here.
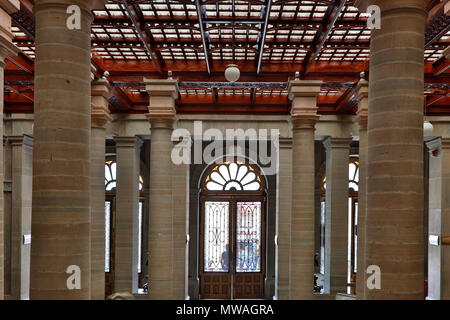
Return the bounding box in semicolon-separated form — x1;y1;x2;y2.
424;120;434;135
225;64;240;82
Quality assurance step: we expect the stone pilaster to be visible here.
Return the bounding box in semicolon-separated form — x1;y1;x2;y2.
288;79;322;299
277;138;292;299
426;138;450;300
30;0;95;299
9;135;33;300
144;78;178;299
0;0;21;301
322;137;352;297
354;75;368;300
114;136;142;294
355;0;427;299
90;79;112;299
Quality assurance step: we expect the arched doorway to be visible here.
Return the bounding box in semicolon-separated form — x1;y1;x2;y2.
198;158;267;299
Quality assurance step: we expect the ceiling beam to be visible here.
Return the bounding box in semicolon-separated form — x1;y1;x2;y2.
303;0;347;75
425;3;450;47
195;0;212;75
120;0;163;75
256;0;272;75
433;55;450;76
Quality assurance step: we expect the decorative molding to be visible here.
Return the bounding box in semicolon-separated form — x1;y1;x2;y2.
322;137;352;151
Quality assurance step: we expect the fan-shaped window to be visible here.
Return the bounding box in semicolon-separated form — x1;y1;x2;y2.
105;160;143;191
321;157;359;194
203;161;264;192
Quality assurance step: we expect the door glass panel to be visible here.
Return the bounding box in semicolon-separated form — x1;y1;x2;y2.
204;201;230;272
236;202;262;273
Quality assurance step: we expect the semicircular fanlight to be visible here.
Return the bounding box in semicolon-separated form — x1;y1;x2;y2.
205;162;262;191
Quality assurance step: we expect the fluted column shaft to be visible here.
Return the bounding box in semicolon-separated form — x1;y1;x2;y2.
114;136;142;294
355;0;427;299
288;79;322;299
145;78;178;299
323;137;352;296
90;79;112;299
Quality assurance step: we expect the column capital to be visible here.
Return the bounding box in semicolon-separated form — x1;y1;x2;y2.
91;79;113;128
322;137;352;151
291;114;320;129
114;136;144;149
0;0;19;14
0;35;19;62
355;76;369;129
354;0;428;15
144;78;179;99
288;79;322;129
287;79;323;100
444;0;450;16
92;0;107;10
8;134;33;148
426;137;450;154
144;78;178;125
444;46;450;60
0;0;20;61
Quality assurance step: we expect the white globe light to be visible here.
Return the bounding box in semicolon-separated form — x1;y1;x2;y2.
424;120;433;135
225;64;240;82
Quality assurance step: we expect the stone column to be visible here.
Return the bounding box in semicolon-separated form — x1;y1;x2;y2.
354;74;368;299
144;78;178;299
114;136;142;294
90;79;112;299
355;0;427;299
9;135;33;300
426;138;450;300
323;137;352;297
288;79;322;299
0;0;19;300
30;0;94;299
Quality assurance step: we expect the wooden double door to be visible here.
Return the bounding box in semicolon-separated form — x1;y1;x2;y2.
199;196;266;299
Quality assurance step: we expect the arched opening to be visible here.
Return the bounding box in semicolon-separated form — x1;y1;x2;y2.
198;158;267;299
